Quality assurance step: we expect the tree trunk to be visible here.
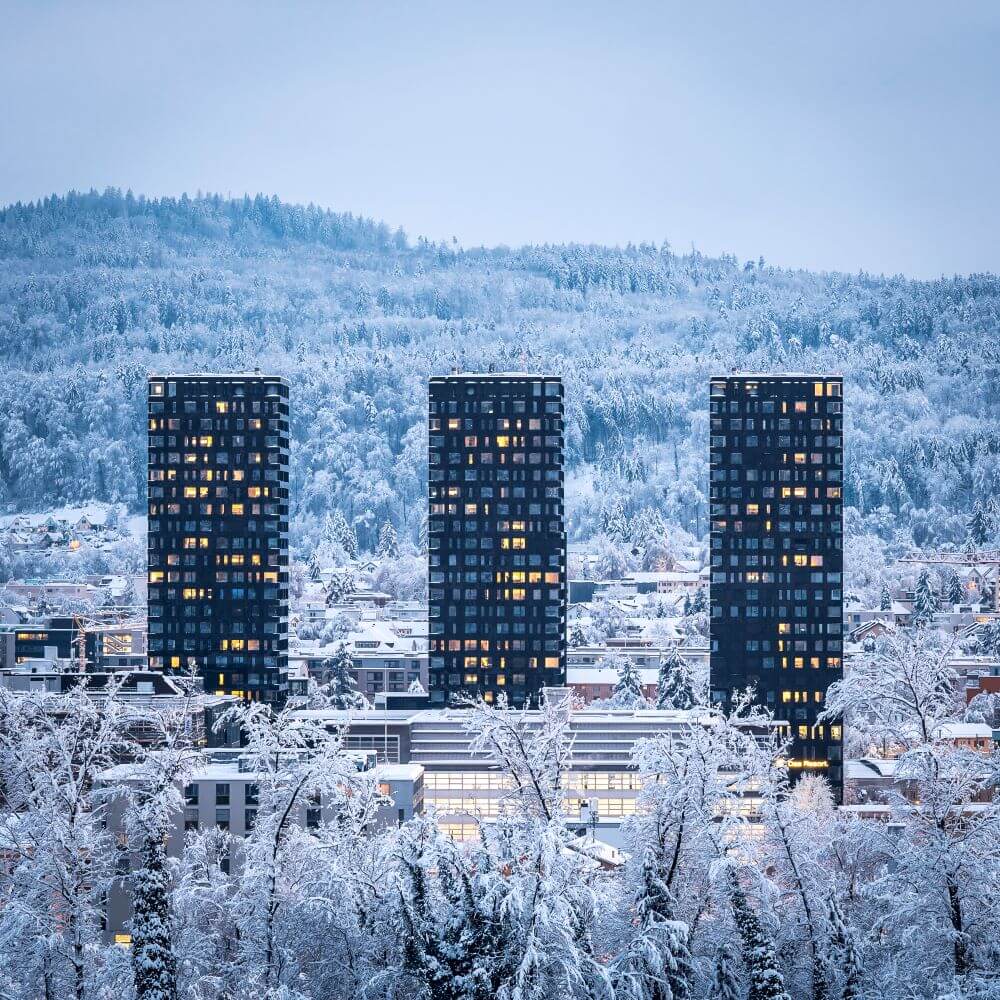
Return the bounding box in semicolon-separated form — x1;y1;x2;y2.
947;878;971;977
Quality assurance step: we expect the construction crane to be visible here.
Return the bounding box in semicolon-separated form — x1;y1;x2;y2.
898;550;1000;612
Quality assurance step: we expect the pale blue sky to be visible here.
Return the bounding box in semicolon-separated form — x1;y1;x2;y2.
2;1;998;277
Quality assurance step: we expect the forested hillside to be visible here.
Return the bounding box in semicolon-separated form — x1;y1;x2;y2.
3;189;1000;560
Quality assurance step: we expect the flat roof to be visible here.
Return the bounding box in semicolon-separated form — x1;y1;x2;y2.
148;373;289;383
429;372;561;380
710;372;843;379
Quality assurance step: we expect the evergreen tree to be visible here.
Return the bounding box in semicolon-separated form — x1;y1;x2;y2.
377;521;399;559
967;501;991;548
710;942;742;1000
605;500;631;545
947;571;965;607
657;647;695;710
879;583;893;611
729;871;791;1000
609;654;646;708
308;551;322;582
322;645;366;710
688;587;708;614
569;623;587;648
912;568;939;626
636;852;693;1000
130;837;177;1000
823;892;862;1000
325;568;356;606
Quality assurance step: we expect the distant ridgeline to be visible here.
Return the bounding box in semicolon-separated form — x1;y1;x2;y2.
2;188;1000;556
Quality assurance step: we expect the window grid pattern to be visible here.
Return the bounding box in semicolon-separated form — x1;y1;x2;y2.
427;374;567;706
708;375;844;794
147;375;290;702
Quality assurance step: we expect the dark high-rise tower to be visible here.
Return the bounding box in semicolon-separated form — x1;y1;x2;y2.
427;373;566;707
147;374;290;703
709;375;844;795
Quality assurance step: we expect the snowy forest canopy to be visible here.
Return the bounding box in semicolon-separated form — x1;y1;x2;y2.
3;189;1000;558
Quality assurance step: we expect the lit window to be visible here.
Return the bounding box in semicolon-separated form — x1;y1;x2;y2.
793;453;806;464
114;933;132;947
231;504;245;515
216;401;228;413
149;571;164;583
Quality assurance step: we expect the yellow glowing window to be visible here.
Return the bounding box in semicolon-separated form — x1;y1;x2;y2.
447;418;461;429
251;554;261;565
149;571;164;583
231;639;245;651
150;383;164;396
814;691;824;702
511;537;526;550
465;504;478;514
232;470;244;481
545;572;559;584
831;725;842;740
183;537;197;549
216;401;228;413
464;673;478;684
184;486;197;498
512;521;525;531
795;401;808;412
114;933;132;946
827;657;841;668
231;554;244;565
199;537;209;549
182;588;197;599
745;572;759;583
247;487;261;498
512;588;525;600
199;436;213;447
184;453;198;464
544;657;560;668
798;725;809;739
263;572;277;583
794;487;807;498
218;673;225;685
810;657;820;669
778;623;790;634
827;487;841;499
781;691;792;703
496;435;510;447
231;503;245;515
814;382;824;397
793;554;808;566
794;657;804;669
826;382;840;396
247;640;260;651
496;675;506;685
169;656;180;668
810;555;823;567
793;453;806;464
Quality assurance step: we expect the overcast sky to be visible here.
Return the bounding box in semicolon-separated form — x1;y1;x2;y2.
2;1;998;277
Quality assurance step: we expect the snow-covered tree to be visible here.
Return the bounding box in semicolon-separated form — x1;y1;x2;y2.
320;644;367;710
728;869;792;1000
609;654;647;709
879;583;893;611
657;647;696;710
823;629;959;753
324;566;356;606
967;501;991;547
710;942;742;1000
376;520;399;559
130;838;177;1000
911;567;939;626
946;571;965;607
611;850;693;1000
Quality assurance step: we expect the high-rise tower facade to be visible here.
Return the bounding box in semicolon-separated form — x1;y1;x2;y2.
709;374;844;794
147;374;290;703
427;373;566;706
